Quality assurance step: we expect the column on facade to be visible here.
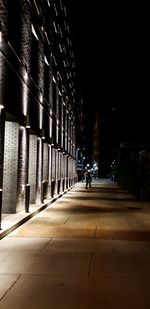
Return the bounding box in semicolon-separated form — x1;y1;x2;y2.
55;72;60;193
51;61;57;194
48;56;53;196
64;98;68;189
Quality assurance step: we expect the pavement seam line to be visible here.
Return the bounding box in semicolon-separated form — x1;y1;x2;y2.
0;274;22;302
41;238;52;251
64;217;70;224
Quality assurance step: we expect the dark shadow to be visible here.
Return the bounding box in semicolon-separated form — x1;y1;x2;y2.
76;188;129;194
67;195;137;202
96;229;150;241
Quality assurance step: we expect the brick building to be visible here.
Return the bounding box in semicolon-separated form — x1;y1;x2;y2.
0;0;81;214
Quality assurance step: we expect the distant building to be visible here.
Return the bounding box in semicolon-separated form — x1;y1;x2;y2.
92;111;117;177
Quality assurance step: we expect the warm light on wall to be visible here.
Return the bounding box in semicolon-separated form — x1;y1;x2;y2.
22;84;28;116
33;0;40;15
31;24;39;40
39;105;43;129
53;76;56;83
47;0;50;7
44;56;49;66
49;117;52;138
0;88;4;109
24;70;28;81
39;93;43;103
41;129;45;140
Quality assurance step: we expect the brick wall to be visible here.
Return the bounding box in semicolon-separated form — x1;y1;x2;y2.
51;147;56;181
0;0;8;40
20;1;31;74
2;121;19;213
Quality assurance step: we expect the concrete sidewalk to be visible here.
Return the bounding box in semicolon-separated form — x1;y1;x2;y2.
0;178;149;240
0;179;113;239
0;179;150;309
0;187;71;239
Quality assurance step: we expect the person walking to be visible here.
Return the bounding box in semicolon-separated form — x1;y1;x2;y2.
85;170;92;190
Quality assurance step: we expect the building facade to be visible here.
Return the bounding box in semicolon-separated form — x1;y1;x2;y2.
0;0;79;214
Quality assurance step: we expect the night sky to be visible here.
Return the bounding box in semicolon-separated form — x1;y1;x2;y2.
66;2;148;161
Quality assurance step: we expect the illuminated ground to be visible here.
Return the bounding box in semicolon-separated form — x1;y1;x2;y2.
0;180;150;308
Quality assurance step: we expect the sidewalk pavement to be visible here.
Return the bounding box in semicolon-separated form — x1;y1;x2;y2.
0;187;70;239
0;178;149;240
0;179;115;239
0;179;150;309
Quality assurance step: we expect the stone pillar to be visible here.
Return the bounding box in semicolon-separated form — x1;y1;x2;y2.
36;137;42;203
28;134;37;204
16;126;28;211
3;121;19;213
48;144;52;196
